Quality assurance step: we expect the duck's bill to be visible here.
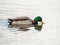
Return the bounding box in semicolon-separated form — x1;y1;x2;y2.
41;21;45;24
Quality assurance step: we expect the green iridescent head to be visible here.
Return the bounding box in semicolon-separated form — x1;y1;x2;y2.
34;16;42;22
34;16;44;25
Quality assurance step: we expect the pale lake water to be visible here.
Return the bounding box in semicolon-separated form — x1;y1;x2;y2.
0;0;60;45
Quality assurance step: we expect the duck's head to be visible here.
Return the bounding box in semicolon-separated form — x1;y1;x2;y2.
34;16;44;26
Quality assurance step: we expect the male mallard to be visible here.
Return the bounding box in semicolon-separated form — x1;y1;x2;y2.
8;16;44;26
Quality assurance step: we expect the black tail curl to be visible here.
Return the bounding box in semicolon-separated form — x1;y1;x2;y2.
8;19;13;25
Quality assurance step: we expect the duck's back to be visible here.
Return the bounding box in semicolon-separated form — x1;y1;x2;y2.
12;20;32;25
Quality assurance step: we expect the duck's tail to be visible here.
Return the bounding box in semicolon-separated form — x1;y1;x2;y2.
8;19;13;25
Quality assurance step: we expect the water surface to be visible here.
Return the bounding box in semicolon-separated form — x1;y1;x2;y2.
0;0;60;45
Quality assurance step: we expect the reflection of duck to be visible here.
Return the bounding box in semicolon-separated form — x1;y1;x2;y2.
8;16;44;26
8;24;31;31
34;24;43;31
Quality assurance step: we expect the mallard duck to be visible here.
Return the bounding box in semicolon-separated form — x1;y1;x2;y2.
8;16;44;26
